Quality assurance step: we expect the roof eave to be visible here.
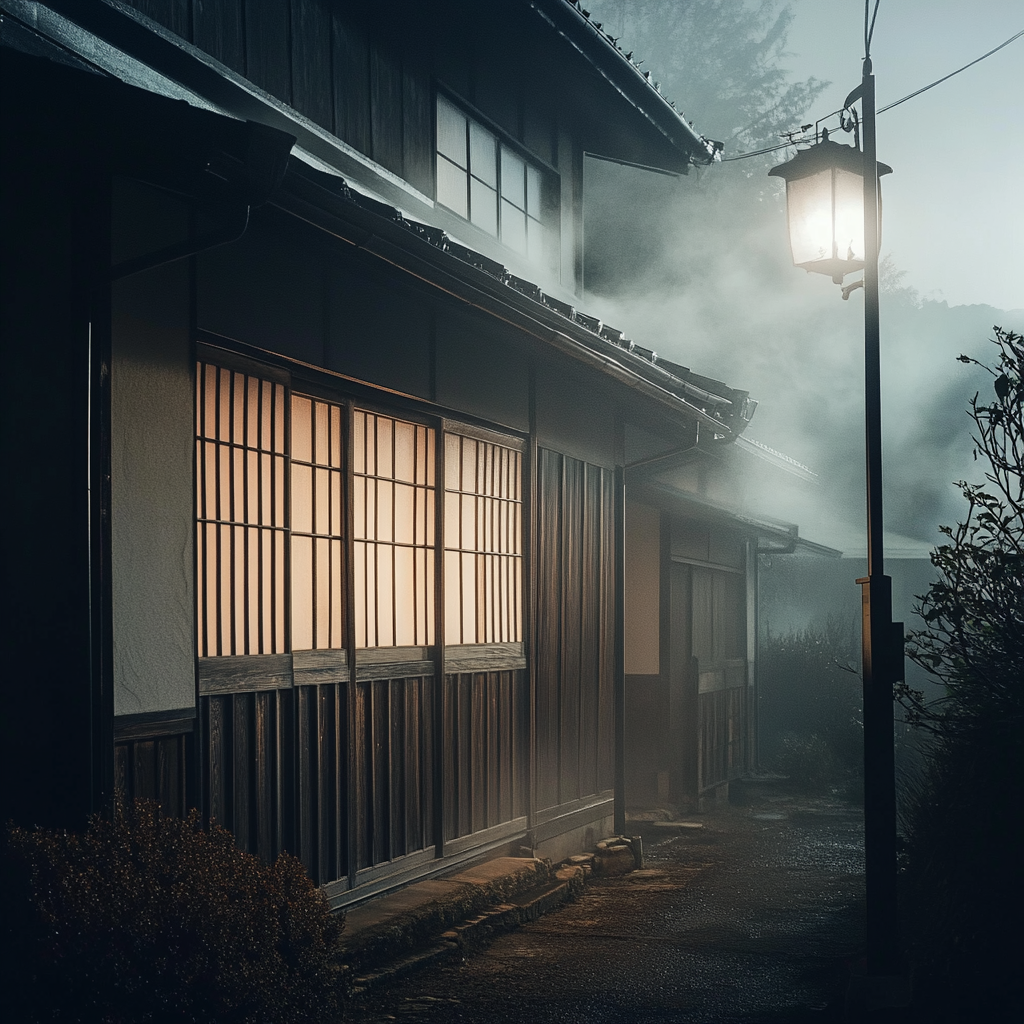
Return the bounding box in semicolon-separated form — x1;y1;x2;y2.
529;0;718;168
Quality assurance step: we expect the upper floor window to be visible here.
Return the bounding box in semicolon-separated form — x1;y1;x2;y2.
436;94;553;268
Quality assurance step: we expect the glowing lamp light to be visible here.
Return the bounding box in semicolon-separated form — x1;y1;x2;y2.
769;134;892;284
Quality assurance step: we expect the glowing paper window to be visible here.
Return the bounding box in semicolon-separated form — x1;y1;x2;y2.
290;394;345;651
353;411;436;648
196;362;287;657
444;432;523;645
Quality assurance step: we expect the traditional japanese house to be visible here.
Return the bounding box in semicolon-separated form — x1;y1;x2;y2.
3;0;780;906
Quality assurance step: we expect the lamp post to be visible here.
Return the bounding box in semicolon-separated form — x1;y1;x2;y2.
770;58;907;998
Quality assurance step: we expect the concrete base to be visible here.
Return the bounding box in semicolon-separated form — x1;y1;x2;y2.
533;812;616;866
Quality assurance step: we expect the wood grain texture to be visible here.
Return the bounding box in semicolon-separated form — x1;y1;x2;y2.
331;13;371;153
193;0;244;72
290;0;333;129
245;0;291;102
369;43;403;174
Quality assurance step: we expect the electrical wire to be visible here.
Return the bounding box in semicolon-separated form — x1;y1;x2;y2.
720;26;1024;162
865;0;882;59
877;28;1024;113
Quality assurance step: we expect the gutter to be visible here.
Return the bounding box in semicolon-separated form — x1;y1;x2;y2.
274;167;743;439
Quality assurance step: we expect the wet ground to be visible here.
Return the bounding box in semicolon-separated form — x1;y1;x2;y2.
344;787;867;1022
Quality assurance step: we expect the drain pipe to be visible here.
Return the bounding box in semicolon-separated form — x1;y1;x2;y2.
110;120;295;280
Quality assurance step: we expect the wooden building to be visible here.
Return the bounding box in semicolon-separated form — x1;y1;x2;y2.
2;0;775;906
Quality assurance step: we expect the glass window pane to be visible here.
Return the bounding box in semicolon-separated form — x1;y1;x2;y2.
500;147;525;209
437;156;468;217
437;95;467;166
527;216;545;265
501;199;527;254
470;178;498;236
526;164;542;216
469;121;497;185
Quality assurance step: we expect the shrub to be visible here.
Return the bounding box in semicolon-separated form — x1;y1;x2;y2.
898;327;1024;1019
758;616;864;794
2;800;345;1023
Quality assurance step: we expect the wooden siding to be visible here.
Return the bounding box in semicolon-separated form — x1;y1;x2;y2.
114;730;191;818
535;449;615;813
353;675;435;871
699;684;750;792
443;669;528;843
123;0;434;194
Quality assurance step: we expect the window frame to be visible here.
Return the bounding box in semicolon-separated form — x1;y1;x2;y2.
434;90;556;269
194;348;527;691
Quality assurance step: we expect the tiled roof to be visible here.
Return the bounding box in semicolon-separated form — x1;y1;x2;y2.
290;158;756;438
533;0;722;165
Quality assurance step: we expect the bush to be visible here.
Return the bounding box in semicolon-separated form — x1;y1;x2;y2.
758;616;864;795
2;800;345;1023
898;327;1024;1019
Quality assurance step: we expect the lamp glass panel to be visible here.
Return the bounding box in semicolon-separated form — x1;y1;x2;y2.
833;167;865;264
786;170;835;266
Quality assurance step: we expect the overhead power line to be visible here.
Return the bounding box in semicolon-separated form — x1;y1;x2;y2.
720;27;1024;163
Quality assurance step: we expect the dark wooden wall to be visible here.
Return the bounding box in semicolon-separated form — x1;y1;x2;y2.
534;449;615;813
125;0;434;193
124;1;563;194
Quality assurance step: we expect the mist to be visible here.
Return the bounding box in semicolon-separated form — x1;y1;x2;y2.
581;154;1023;556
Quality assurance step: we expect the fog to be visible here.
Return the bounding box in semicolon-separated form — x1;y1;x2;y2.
582;154;1023;557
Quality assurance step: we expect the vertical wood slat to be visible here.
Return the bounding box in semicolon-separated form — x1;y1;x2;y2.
129;0;190;40
254;692;272;861
317;686;331;880
232;693;251;849
579;464;600;798
193;0;244;73
598;469;616;790
472;673;487;832
290;0;333;130
369;44;404;175
332;13;371;155
354;680;370;870
535;449;561;811
559;457;581;805
207;696;228;827
442;669;524;843
114;731;189;818
389;679;406;860
372;680;389;865
402;64;434;196
244;0;291;102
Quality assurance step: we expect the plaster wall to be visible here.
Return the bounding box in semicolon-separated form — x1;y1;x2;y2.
111;262;195;716
624;499;660;674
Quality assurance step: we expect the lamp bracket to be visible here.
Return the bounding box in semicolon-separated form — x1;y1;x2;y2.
843;83;865;111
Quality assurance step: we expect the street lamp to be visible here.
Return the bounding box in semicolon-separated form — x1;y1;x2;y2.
770;57;909;1007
